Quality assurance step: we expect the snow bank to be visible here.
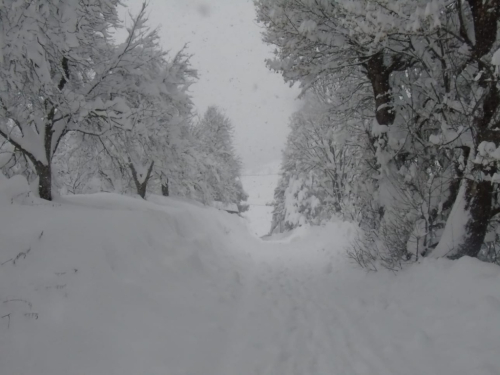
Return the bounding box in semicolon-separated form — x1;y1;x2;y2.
0;188;258;375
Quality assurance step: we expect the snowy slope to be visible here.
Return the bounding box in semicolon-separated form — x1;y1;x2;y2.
0;177;258;375
1;175;500;375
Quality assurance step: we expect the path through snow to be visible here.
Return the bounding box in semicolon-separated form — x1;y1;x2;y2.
216;225;500;375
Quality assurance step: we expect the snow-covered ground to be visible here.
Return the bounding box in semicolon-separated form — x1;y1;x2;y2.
241;161;281;237
1;175;500;375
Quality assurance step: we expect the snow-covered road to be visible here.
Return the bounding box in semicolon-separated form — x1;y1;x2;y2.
1;190;499;375
195;212;498;375
216;235;500;375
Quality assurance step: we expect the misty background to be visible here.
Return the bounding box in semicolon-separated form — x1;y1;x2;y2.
123;0;301;172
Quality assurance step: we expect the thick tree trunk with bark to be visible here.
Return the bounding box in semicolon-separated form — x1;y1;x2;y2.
458;179;493;258
34;161;52;201
434;177;493;258
364;52;395;127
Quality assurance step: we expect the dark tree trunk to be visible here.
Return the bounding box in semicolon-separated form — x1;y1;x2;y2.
364;52;395;127
34;162;52;201
129;161;155;199
454;178;493;258
161;179;169;197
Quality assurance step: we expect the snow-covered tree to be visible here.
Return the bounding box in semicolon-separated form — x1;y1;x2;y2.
257;0;500;264
0;0;120;199
255;0;418;247
270;94;369;233
96;41;197;199
193;106;248;207
407;0;500;259
0;1;185;200
0;1;203;201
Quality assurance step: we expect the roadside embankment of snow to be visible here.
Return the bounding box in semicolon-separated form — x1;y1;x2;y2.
0;175;260;375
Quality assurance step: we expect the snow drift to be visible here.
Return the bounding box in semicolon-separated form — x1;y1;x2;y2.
0;175;257;375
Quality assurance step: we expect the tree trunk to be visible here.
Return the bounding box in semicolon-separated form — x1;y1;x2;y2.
459;179;493;258
129;161;155;199
34;162;52;201
364;52;395;127
433;177;493;258
363;52;397;222
161;179;169;197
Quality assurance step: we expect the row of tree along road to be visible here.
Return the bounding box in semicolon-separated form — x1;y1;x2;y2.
255;0;500;267
0;2;247;210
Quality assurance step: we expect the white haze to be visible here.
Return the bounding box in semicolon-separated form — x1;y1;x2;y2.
122;0;301;171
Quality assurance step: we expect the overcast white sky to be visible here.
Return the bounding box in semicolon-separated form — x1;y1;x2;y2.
121;0;301;172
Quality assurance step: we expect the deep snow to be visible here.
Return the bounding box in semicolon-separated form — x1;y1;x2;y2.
1;175;500;375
